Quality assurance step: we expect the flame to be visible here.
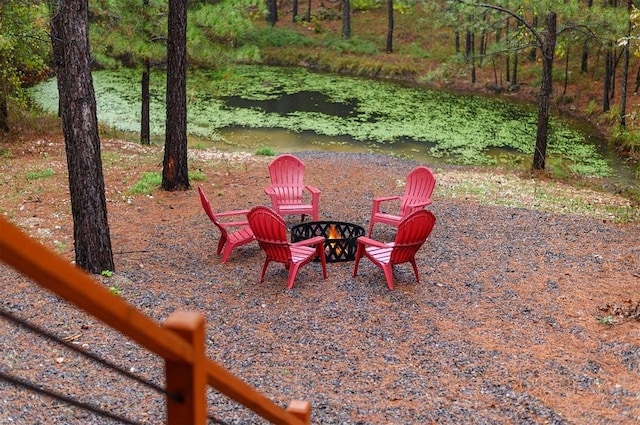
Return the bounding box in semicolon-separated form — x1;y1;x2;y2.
327;225;340;240
327;225;342;256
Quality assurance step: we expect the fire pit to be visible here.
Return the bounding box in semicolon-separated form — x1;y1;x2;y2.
291;221;365;263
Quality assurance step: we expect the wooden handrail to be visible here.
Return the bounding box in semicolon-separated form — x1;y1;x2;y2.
0;216;309;424
205;359;308;424
0;216;193;362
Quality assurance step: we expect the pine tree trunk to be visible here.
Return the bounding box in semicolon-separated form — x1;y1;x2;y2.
563;47;570;95
305;0;311;21
470;32;476;84
141;58;151;145
386;0;393;53
266;0;277;26
620;1;632;127
512;51;518;85
532;12;556;171
465;30;472;63
580;1;593;73
603;45;612;112
505;19;511;82
141;0;150;145
342;0;351;39
0;92;9;132
163;0;189;191
51;0;114;273
581;40;589;73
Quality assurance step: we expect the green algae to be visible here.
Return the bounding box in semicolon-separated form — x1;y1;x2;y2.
29;64;612;177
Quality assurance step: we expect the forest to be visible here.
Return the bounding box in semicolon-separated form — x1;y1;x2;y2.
3;0;640;160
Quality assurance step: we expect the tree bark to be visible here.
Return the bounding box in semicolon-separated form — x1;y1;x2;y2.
292;0;298;23
266;0;277;26
141;58;151;145
532;12;556;171
342;0;351;39
305;0;311;22
620;0;632;127
512;51;518;85
603;44;612;112
581;0;593;73
386;0;393;53
141;0;150;145
581;39;589;73
163;0;189;191
465;30;472;63
479;12;487;64
563;46;570;96
0;93;8;132
505;18;510;82
468;31;476;84
50;0;114;273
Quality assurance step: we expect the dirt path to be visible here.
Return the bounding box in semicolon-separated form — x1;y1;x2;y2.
1;138;639;424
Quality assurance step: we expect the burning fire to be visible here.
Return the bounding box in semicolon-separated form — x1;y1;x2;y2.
327;225;342;256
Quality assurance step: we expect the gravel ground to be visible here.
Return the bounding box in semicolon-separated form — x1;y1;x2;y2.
1;139;639;424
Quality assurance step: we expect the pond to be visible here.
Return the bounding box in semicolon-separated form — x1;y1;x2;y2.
28;64;632;179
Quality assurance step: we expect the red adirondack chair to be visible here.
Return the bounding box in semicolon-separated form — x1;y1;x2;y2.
247;206;327;290
198;186;255;263
367;166;436;236
264;154;320;222
353;209;436;290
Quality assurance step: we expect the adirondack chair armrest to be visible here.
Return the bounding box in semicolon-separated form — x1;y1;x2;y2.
406;199;433;209
371;195;401;212
291;235;325;248
217;220;250;228
304;185;321;195
305;185;320;204
356;236;389;249
264;186;281;205
214;209;250;228
215;209;251;218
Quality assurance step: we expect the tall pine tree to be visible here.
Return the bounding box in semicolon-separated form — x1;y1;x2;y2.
50;0;114;273
162;0;189;191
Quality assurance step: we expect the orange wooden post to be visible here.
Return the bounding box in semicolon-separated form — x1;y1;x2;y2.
285;400;311;424
164;312;207;425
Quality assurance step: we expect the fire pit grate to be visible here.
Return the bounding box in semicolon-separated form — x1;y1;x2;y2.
291;221;365;263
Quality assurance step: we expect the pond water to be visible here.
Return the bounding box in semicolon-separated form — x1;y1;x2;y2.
221;91;360;118
198;127;437;159
28;65;637;181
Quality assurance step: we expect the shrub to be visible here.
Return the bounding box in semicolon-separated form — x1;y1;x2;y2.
130;172;161;194
255;146;276;156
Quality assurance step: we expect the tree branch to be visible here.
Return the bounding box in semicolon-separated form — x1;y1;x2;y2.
454;0;544;48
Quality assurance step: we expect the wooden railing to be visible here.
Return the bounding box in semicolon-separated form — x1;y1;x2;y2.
0;216;311;425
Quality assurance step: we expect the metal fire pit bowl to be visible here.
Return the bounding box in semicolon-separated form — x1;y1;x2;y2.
290;221;365;263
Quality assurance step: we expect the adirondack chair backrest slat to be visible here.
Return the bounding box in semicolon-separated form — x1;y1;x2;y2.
198;186;228;239
265;154;321;221
248;207;292;262
399;166;436;216
248;206;327;289
390;210;436;263
269;154;306;186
